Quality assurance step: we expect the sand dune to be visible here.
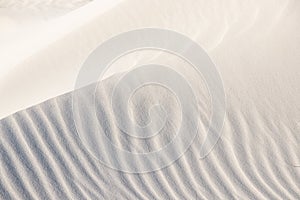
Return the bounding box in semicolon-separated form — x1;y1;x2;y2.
0;70;299;199
1;0;300;199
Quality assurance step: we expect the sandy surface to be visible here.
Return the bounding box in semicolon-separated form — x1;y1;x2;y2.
0;68;299;199
0;0;300;199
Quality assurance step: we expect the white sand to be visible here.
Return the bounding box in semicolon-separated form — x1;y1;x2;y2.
0;0;300;199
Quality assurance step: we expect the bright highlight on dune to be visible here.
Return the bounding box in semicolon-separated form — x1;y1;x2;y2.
0;0;300;199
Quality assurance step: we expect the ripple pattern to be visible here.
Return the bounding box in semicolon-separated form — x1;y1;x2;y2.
0;75;299;199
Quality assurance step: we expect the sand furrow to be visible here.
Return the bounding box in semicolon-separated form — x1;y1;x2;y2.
1;75;300;200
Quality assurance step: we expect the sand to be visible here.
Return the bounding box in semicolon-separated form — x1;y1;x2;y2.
0;0;300;199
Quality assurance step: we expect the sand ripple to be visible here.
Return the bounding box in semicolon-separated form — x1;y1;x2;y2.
0;74;299;199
